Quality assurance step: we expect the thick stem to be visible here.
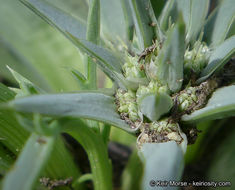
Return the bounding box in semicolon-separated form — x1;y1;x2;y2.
85;0;100;89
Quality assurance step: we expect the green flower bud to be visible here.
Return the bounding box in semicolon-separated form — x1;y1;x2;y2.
136;80;169;102
137;118;183;146
116;89;139;122
122;55;146;79
177;87;198;111
184;42;210;76
167;132;182;142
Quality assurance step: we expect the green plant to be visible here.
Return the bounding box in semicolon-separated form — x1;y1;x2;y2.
0;0;234;190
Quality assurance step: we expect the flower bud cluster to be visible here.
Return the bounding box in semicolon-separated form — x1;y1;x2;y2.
150;119;182;142
137;118;183;146
116;89;139;122
143;43;161;80
136;80;169;101
184;42;210;75
122;55;146;79
177;87;198;111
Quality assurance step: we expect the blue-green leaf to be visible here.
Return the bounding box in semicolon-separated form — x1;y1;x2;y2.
87;0;100;44
159;0;177;32
157;17;185;92
128;0;156;49
7;92;135;133
198;36;235;83
139;92;173;121
177;0;191;31
186;0;209;43
84;0;100;89
182;85;235;123
2;133;55;190
204;0;235;47
121;0;135;42
100;0;127;43
139;142;184;190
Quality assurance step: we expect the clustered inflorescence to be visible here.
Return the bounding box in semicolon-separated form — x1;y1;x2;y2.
115;40;212;147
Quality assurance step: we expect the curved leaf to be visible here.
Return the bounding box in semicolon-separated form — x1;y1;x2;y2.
121;149;143;190
204;0;235;47
62;119;112;190
20;0;125;88
182;85;235;123
139;142;184;190
157;17;185;92
198;36;235;83
128;0;156;49
2;133;55;190
139;92;173;121
7;92;135;133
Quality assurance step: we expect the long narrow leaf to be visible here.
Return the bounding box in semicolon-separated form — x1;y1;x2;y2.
83;0;100;89
186;0;209;43
177;0;191;32
2;133;55;190
159;0;177;32
7;92;136;133
21;0;125;88
62;119;112;190
198;36;235;83
100;0;127;43
157;17;185;92
182;85;235;123
121;0;135;42
128;0;156;49
204;0;235;47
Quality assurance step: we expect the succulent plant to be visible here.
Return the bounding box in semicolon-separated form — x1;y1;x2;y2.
0;0;234;190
